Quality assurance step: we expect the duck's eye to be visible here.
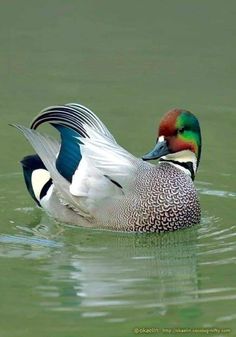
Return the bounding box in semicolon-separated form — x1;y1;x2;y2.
178;127;185;134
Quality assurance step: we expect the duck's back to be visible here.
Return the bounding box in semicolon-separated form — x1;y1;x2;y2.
111;161;200;232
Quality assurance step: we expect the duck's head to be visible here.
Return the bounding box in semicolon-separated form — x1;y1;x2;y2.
142;108;202;179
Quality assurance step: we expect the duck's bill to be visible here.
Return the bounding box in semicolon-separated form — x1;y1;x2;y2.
142;139;169;161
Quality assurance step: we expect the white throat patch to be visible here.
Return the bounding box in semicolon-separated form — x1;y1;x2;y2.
161;150;197;173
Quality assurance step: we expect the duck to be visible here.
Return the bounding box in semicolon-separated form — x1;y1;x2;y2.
13;103;202;232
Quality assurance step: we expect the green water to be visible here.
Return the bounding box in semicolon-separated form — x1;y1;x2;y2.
1;1;236;336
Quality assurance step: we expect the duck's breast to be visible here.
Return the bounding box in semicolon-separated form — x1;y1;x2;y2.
127;162;200;232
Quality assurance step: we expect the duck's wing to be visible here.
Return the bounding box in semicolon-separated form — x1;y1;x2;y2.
70;124;138;196
31;103;117;142
30;103;118;184
15;103;139;219
13;124;91;218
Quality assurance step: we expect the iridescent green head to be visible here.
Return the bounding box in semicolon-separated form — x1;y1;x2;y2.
143;108;202;178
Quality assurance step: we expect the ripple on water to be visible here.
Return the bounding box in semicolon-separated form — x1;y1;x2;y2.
197;181;236;198
0;172;21;179
0;233;63;259
216;313;236;322
197;216;236;259
2;187;236;327
191;212;236;326
0;234;63;248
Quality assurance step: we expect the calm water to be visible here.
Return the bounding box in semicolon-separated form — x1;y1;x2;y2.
1;1;236;336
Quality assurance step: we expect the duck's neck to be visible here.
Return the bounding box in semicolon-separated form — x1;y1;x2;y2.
159;150;197;180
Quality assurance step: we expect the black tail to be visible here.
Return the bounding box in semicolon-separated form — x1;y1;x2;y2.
20;154;47;207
